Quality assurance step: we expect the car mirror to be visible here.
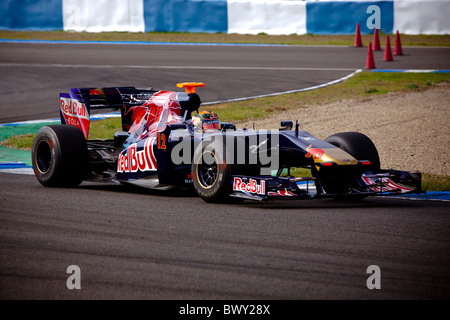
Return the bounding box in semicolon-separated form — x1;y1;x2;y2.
280;121;293;131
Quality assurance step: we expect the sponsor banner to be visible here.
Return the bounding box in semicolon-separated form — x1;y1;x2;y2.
143;0;228;33
306;1;394;35
0;0;63;31
228;0;307;35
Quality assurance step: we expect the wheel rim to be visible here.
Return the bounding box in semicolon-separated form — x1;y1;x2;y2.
196;151;219;189
35;140;52;174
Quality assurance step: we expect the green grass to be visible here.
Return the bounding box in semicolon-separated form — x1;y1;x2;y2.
0;133;35;150
422;174;450;192
1;30;450;46
207;71;450;124
89;117;122;140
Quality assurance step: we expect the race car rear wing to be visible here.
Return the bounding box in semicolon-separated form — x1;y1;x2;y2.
59;86;202;139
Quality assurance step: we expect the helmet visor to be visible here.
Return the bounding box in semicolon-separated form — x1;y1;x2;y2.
201;120;220;130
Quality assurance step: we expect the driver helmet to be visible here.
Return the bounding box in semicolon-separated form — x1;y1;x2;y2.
192;111;220;131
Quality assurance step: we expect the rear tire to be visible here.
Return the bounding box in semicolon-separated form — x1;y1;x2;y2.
32;125;88;187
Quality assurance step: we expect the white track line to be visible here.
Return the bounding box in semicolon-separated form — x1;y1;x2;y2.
0;62;356;72
203;69;362;105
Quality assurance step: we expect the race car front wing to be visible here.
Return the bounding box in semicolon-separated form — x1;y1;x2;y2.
229;170;422;201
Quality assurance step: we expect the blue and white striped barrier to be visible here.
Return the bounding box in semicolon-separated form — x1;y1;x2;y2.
1;1;449;35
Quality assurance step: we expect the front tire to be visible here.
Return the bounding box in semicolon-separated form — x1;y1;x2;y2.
191;139;231;203
325;132;380;171
321;132;380;198
32;125;88;187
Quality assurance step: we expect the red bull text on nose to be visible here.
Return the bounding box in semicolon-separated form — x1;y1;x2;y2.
233;177;266;195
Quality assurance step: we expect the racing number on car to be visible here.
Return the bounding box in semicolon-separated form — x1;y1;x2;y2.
157;133;167;150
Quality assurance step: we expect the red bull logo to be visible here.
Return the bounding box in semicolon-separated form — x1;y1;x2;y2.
60;96;89;138
233;177;266;195
305;144;325;160
60;97;88;119
117;137;157;173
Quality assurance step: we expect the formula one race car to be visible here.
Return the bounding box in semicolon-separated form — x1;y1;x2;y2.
31;82;422;203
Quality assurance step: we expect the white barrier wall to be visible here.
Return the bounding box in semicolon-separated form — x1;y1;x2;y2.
62;0;145;32
394;0;450;35
228;0;307;35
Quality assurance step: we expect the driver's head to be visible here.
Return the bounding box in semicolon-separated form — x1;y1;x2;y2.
192;111;220;131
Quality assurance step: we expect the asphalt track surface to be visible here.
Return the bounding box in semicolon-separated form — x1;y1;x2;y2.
2;173;450;300
1;42;450;301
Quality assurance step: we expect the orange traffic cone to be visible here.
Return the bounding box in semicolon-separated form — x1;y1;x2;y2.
394;30;403;55
354;23;363;47
384;35;393;61
372;28;381;51
366;42;376;69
